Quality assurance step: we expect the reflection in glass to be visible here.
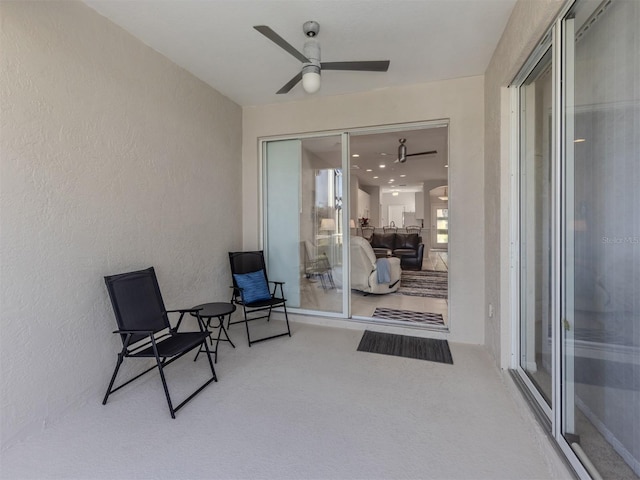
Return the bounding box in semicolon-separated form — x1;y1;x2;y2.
562;1;639;478
299;137;343;313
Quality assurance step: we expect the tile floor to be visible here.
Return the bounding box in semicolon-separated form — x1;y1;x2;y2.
301;250;449;330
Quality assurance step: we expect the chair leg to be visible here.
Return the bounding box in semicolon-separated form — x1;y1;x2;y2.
243;305;252;347
278;283;291;337
154;357;175;419
282;301;292;338
148;337;176;419
102;353;124;405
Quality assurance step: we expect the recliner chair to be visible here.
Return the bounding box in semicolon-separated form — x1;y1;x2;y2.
350;236;401;294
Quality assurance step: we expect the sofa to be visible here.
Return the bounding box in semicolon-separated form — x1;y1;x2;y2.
369;232;424;270
350;236;401;294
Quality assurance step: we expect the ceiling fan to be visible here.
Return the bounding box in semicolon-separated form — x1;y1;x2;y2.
395;138;438;163
254;21;390;95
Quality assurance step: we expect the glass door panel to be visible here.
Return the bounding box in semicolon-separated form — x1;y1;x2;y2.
301;138;344;313
264;140;302;307
519;48;553;408
562;1;640;478
264;136;345;316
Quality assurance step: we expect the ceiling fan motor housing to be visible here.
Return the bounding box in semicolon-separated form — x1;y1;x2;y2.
303;40;321;67
398;138;407;163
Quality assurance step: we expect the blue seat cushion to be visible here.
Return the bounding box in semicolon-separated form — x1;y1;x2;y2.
233;270;272;304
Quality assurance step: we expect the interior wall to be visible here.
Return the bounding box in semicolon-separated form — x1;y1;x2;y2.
360;185;380;226
484;0;565;368
0;1;242;448
380;192;416;226
243;76;485;345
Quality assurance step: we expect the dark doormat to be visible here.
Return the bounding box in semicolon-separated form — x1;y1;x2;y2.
357;330;453;364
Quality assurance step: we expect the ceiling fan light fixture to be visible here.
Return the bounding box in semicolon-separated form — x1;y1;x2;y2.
302;65;321;93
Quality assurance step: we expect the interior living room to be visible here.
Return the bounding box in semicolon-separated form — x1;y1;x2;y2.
2;1;638;479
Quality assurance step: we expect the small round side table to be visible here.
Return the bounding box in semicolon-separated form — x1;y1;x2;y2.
191;302;236;363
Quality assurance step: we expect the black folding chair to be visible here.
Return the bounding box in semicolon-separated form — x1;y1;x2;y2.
228;251;291;346
103;267;217;418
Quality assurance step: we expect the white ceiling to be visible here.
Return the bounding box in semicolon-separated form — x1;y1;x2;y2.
84;0;517;107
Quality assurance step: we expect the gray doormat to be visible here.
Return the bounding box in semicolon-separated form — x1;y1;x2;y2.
357;330;453;364
372;307;444;327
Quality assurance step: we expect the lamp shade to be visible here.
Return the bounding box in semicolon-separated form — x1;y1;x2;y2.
320;218;336;231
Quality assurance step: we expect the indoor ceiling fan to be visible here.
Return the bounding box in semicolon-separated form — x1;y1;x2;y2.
395;138;438;163
254;21;390;95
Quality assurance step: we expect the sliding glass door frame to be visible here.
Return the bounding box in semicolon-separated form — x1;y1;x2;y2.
511;28;555;422
259;118;449;324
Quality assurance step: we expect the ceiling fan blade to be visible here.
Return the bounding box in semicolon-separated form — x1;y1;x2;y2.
276;72;303;94
321;61;390;72
254;25;310;63
406;150;438;157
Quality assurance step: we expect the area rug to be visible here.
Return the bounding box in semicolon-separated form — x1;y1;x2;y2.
372;307;445;327
357;330;453;364
398;270;448;299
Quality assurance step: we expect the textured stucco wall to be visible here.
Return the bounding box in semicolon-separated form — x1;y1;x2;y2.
243;76;485;345
0;1;242;447
484;0;565;368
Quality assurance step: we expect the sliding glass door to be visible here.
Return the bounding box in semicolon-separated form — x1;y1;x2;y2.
560;1;640;478
515;1;639;478
263;135;347;316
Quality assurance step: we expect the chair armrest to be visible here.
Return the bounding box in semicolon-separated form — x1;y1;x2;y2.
168;308;205;332
112;329;155;334
268;280;285;298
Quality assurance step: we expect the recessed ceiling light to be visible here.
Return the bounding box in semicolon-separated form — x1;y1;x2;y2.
352;165;359;169
574;138;586;143
352;153;360;157
400;174;406;177
392;192;399;196
366;169;372;172
380;152;387;156
373;176;379;179
389;179;395;183
379;164;386;168
444;164;449;168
